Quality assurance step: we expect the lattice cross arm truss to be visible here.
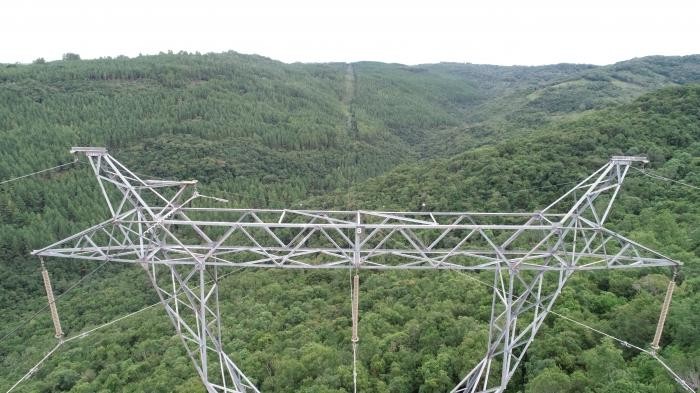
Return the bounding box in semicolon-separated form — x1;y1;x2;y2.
33;149;680;393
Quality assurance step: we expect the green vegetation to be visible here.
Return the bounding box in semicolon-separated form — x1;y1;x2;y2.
0;52;699;392
420;55;700;157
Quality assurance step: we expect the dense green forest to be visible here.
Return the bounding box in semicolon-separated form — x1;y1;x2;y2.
0;52;699;392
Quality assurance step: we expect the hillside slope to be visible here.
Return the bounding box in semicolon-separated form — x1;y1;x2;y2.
420;55;700;157
1;60;698;393
311;85;700;391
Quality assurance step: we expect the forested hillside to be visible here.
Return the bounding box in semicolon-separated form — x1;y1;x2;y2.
0;52;699;393
420;55;700;157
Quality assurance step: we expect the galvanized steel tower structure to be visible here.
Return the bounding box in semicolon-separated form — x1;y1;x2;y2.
33;148;681;393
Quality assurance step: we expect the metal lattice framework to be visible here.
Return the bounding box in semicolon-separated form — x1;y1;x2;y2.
33;148;681;393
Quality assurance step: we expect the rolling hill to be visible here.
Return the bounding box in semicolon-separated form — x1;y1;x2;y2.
0;52;699;393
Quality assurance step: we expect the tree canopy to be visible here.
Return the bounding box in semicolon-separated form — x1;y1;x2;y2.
1;52;699;392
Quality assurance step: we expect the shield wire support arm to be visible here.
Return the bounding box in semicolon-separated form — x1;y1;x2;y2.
33;151;680;393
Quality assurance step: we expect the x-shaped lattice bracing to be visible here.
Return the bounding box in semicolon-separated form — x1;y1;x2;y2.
33;149;680;393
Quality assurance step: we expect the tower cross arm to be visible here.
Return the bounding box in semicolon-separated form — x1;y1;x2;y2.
30;208;680;271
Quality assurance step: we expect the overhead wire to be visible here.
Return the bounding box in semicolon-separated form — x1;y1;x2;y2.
508;180;581;194
0;159;79;186
6;158;696;392
4;267;246;392
550;308;693;392
7;266;693;393
631;166;700;191
0;260;110;345
0;157;86;342
5;341;63;393
451;270;695;392
62;302;161;345
4;301;162;393
351;272;359;393
1;155;248;390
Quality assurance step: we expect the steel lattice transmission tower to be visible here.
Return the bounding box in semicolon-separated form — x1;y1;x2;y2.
33;148;681;393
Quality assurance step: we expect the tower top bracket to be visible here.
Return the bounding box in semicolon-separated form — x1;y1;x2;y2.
610;155;649;164
70;147;108;156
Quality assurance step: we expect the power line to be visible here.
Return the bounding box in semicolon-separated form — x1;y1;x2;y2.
451;270;695;392
25;151;691;392
61;267;245;344
3;267;247;392
7;268;695;393
509;180;581;194
0;159;78;186
549;307;693;392
5;342;63;393
0;260;110;345
631;167;700;191
1;264;244;345
4;301;160;393
63;302;161;344
5;301;161;393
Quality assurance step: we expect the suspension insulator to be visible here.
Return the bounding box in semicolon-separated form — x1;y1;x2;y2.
352;274;359;343
40;260;64;340
651;273;676;352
